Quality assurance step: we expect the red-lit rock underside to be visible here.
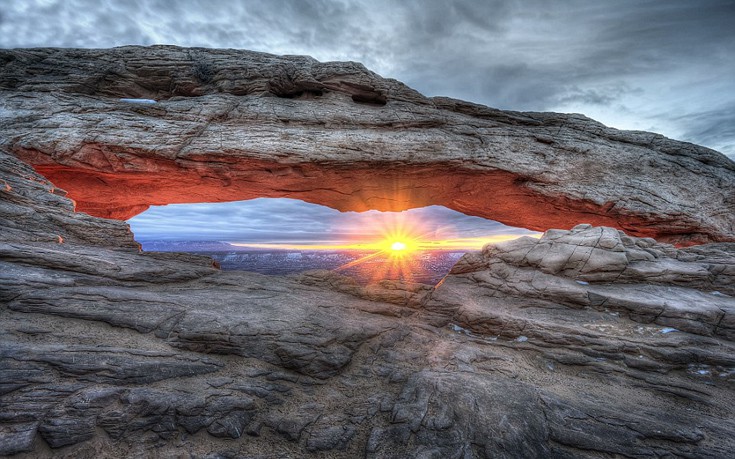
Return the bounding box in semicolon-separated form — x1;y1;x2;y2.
1;46;734;246
24;152;719;246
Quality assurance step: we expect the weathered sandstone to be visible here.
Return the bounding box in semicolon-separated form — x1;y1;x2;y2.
1;46;734;245
2;46;735;457
2;144;734;457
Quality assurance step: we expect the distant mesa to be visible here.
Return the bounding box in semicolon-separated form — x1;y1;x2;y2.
139;240;236;252
0;46;732;246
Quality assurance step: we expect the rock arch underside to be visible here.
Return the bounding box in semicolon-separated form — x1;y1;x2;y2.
1;46;735;458
1;46;734;245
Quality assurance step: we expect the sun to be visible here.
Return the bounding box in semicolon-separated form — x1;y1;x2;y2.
390;241;407;251
384;238;416;259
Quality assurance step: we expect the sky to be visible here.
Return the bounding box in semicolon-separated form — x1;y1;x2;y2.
2;0;733;244
128;199;539;248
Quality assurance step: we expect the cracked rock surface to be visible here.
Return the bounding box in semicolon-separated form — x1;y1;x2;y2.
1;46;734;245
2;135;735;458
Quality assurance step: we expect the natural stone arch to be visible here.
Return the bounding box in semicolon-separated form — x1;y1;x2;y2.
1;46;733;246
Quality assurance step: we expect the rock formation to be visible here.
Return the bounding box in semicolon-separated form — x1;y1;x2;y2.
1;47;735;458
2;147;735;457
1;46;734;245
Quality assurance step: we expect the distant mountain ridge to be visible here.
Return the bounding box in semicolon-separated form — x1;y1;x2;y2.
139;240;237;252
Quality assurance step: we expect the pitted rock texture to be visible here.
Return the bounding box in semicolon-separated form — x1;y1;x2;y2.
1;46;734;245
2;147;735;458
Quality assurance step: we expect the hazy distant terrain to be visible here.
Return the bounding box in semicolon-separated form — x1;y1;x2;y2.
139;241;465;284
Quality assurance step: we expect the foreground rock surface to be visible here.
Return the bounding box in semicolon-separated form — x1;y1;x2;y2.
2;149;735;458
1;46;734;245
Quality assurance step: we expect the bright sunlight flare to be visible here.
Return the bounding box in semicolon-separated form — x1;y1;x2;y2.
390;241;407;251
317;212;539;283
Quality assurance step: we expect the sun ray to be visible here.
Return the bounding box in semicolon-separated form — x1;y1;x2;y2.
230;233;540;252
334;251;385;271
231;209;541;284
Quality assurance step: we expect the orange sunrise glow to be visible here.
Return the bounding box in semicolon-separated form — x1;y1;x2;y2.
230;209;541;253
228;212;541;284
229;233;540;252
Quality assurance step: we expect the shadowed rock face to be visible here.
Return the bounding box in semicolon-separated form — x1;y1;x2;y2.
2;144;735;457
1;46;734;245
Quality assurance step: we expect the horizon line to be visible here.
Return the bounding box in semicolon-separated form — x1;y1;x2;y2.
228;233;542;251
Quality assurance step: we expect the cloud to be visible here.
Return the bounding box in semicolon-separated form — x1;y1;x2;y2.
2;0;731;157
128;198;534;242
669;104;735;159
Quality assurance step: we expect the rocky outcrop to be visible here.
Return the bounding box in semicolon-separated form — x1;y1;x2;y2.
1;46;734;245
2;143;735;458
0;151;138;249
435;224;735;337
2;46;735;457
297;269;432;309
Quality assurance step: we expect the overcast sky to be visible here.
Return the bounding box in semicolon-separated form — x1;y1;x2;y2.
2;0;733;243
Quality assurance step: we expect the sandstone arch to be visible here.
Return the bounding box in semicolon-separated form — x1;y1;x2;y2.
1;46;733;246
2;48;735;458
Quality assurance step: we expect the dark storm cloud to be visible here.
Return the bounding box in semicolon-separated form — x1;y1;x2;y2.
669;104;735;158
2;0;732;158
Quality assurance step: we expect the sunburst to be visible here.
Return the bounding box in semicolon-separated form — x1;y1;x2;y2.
229;209;542;284
390;241;407;251
334;214;426;282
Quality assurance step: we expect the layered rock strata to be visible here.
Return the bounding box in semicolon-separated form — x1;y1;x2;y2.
2;145;734;457
1;46;734;245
